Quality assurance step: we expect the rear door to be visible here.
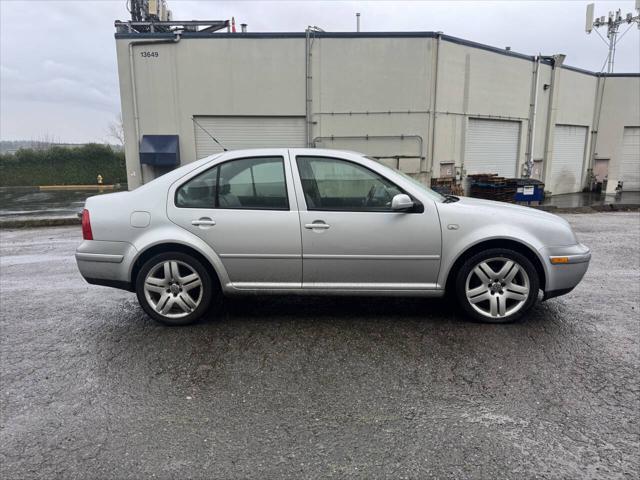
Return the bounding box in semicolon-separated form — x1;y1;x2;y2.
621;127;640;191
193;116;306;159
464;119;521;177
167;151;302;289
550;125;588;194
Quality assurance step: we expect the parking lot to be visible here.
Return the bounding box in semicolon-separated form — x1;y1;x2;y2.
1;212;638;479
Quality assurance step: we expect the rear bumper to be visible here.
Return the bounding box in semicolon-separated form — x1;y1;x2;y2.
540;243;591;298
75;240;137;291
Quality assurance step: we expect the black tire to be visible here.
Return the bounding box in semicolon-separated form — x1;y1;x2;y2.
455;248;539;324
135;252;215;326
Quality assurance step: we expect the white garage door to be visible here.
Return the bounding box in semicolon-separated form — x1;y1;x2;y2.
464;119;521;178
550;125;587;195
621;127;640;191
193;116;306;159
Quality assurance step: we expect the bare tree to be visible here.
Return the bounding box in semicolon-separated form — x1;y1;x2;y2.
107;113;125;146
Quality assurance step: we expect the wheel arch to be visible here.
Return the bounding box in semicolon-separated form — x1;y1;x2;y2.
444;238;546;294
130;242;223;292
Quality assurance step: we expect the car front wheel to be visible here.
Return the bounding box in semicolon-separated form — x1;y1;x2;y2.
455;248;539;323
135;252;214;326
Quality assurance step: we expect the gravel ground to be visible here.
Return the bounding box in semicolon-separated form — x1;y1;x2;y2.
1;212;638;479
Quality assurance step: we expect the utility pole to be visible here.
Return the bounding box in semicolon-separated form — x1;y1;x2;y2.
585;1;640;73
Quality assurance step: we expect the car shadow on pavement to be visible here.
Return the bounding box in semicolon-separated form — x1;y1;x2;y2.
115;291;559;331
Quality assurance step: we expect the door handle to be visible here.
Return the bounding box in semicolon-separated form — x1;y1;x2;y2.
304;221;330;230
192;218;216;227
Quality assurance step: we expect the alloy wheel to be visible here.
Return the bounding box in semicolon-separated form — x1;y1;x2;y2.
143;260;203;319
465;257;530;319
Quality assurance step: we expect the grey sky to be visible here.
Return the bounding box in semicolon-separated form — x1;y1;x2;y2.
1;0;638;143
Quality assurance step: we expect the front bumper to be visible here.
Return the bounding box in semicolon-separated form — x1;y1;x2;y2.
75;240;137;291
539;243;591;299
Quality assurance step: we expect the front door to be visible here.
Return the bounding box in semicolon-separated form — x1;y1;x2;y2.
167;152;301;289
291;154;441;291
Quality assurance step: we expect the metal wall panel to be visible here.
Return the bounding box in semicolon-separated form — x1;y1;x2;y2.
550;125;587;195
193;116;306;159
464;119;521;177
621;127;640;191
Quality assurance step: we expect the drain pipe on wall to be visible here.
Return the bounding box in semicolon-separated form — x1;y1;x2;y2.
428;32;442;179
587;73;606;190
540;54;565;187
128;33;182;184
524;55;541;178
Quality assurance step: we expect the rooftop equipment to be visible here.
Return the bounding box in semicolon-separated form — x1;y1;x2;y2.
120;0;229;34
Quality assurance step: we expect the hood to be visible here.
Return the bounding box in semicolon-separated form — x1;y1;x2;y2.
437;196;578;247
455;196;569;226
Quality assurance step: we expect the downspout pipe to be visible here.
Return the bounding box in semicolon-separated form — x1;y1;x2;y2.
524;55;541;178
428;32;442;177
128;33;181;184
588;74;606;190
305;28;311;147
541;54;565;187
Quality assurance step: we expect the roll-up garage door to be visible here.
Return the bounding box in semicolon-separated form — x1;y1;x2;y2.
464;119;521;177
621;127;640;191
549;125;587;195
193;116;306;159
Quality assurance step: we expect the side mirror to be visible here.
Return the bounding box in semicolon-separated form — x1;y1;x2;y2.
391;193;414;211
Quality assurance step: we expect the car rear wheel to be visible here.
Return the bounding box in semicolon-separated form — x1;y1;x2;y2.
136;252;214;326
455;248;539;323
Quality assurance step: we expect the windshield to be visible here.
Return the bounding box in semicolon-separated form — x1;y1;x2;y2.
367;157;446;202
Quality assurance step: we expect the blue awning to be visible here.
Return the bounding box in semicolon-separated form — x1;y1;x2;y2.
139;135;180;166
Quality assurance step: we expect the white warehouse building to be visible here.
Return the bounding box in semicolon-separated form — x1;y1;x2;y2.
115;26;640;195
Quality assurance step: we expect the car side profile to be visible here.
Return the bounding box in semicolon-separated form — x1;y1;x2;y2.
76;148;590;325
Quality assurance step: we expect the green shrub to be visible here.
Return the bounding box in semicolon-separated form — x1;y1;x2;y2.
0;144;127;186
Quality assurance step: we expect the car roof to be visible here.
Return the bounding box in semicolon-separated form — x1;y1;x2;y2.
212;148;365;158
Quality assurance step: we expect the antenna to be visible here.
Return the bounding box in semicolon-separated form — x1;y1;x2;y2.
586;2;640;73
356;12;361;32
585;3;594;33
192;118;228;152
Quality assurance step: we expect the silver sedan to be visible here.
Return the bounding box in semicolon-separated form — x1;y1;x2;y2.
76;148;590;325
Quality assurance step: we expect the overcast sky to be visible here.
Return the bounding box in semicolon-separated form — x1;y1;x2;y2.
1;0;638;143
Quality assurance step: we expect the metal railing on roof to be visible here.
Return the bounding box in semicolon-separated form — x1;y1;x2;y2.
115;20;229;34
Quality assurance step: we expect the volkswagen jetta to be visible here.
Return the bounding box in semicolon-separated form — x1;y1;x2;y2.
76;149;590;325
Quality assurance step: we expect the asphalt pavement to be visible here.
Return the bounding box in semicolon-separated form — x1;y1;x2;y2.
1;212;638;479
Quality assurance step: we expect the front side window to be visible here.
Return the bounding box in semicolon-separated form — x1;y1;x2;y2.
176;156;288;210
296;156;403;211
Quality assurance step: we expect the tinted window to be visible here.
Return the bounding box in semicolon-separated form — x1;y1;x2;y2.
176;156;288;210
296;156;403;211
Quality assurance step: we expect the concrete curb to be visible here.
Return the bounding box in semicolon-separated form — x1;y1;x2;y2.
0;185;121;192
0;217;80;229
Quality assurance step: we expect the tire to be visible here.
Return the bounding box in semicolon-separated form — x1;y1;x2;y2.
135;252;215;326
455;248;539;324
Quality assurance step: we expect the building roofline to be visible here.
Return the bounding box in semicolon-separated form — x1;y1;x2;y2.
114;30;640;77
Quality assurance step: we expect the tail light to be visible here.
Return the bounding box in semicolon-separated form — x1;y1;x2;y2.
81;209;93;240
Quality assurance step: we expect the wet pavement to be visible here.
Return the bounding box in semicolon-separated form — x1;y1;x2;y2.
0;213;638;479
0;188;121;220
542;191;640;208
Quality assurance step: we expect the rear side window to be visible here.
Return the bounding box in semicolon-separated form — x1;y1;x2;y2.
176;156;288;210
175;166;218;208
